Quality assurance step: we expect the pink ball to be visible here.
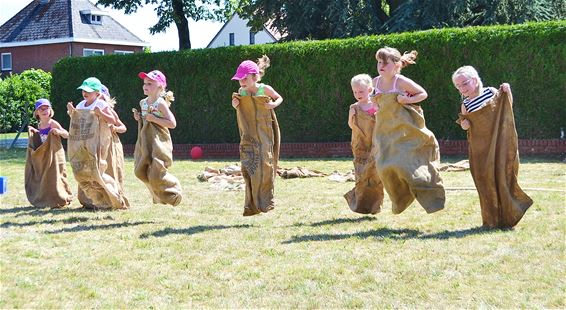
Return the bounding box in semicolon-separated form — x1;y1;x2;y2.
190;146;203;160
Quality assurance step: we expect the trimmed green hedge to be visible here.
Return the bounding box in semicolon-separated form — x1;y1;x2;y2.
51;21;566;144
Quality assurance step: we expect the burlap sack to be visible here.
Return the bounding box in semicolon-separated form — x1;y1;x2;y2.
233;94;280;216
25;131;73;208
344;104;384;214
133;117;182;206
460;91;532;228
106;130;130;208
373;93;445;214
68;110;128;209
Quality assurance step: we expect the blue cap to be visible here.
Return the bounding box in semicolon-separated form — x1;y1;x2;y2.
34;98;51;110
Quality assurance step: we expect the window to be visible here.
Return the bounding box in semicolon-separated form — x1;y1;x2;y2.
1;53;12;71
249;31;255;45
90;14;102;24
114;50;134;55
229;33;235;46
83;49;104;57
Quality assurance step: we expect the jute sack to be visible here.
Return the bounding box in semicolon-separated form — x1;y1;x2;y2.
106;130;130;208
460;90;532;228
133;117;182;206
344;104;384;214
68;110;127;209
233;94;280;216
25;131;73;208
373;93;445;214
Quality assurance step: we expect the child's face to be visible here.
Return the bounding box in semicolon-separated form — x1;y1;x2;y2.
351;83;372;103
453;74;477;98
377;58;397;76
82;90;98;104
35;105;51;120
143;78;161;96
238;74;256;89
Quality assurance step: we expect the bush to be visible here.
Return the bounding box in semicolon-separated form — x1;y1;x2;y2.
51;21;566;144
0;69;51;132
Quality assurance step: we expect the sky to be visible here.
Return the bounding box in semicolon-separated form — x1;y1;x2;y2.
0;0;224;51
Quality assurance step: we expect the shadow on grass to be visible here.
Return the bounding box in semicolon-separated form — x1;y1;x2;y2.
13;206;108;218
292;216;377;227
140;224;253;239
282;225;505;244
1;216;91;228
44;221;154;234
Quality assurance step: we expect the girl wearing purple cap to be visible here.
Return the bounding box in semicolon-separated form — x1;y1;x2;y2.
132;70;182;206
25;98;73;208
29;98;69;142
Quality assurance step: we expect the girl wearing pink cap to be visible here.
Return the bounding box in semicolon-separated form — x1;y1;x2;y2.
132;70;182;206
231;56;283;216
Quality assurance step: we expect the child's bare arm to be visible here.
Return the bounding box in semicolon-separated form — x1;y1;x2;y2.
111;109;127;133
94;106;117;124
146;102;176;129
500;83;513;106
460;104;470;130
50;120;69;139
348;106;356;129
264;85;283;109
397;75;428;104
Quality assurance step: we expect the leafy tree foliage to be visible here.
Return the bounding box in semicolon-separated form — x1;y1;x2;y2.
96;0;240;49
0;69;51;132
239;0;566;40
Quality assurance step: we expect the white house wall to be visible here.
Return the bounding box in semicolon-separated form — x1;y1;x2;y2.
208;14;276;48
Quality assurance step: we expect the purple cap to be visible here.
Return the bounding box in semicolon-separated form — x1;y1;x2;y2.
100;84;110;98
231;60;259;80
138;70;167;88
34;98;51;110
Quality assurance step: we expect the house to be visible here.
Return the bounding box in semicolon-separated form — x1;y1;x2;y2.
207;13;283;48
0;0;148;75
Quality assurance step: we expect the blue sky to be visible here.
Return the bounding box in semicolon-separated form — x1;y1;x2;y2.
0;0;223;51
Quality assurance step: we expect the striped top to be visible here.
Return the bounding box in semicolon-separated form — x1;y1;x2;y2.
463;88;494;113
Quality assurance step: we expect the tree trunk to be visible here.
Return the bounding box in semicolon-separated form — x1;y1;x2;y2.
373;0;390;23
388;0;404;14
172;0;191;50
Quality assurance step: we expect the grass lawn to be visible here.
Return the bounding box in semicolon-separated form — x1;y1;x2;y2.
0;149;564;308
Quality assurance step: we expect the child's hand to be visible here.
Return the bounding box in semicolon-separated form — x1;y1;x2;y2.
28;126;38;133
349;107;356;116
145;113;156;123
66;102;75;114
265;101;278;109
500;83;511;93
51;128;60;136
132;108;140;121
232;98;240;109
94;107;102;116
460;119;471;130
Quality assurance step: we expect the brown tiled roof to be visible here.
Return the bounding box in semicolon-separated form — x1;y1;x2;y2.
0;0;146;45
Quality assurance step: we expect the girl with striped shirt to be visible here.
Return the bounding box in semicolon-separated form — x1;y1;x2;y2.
452;66;512;130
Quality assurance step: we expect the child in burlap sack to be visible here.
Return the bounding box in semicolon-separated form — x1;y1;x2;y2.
25;98;73;208
132;70;182;206
371;47;445;214
231;56;283;216
453;66;532;228
345;74;384;214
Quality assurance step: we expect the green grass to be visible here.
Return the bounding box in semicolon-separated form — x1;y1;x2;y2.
0;149;564;308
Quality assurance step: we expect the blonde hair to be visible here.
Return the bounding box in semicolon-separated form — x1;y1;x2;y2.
452;65;483;92
351;74;373;88
34;106;54;121
161;90;175;107
375;47;418;72
256;55;271;81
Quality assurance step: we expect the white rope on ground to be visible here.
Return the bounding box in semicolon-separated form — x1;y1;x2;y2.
445;187;565;192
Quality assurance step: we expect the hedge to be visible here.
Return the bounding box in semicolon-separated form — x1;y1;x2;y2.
51;20;566;145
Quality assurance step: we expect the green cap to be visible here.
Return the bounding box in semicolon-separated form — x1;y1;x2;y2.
77;77;102;92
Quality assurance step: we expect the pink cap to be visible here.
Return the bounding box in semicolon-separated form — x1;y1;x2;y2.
231;60;259;80
138;70;167;88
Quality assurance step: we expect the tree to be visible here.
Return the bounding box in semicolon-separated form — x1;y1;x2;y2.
239;0;566;41
96;0;240;50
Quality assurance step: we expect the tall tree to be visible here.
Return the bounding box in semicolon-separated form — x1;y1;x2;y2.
96;0;239;50
240;0;565;41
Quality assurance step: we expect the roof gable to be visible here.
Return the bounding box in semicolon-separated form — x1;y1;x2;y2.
0;0;146;46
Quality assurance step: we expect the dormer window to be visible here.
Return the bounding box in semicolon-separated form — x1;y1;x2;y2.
91;14;102;24
80;10;109;25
